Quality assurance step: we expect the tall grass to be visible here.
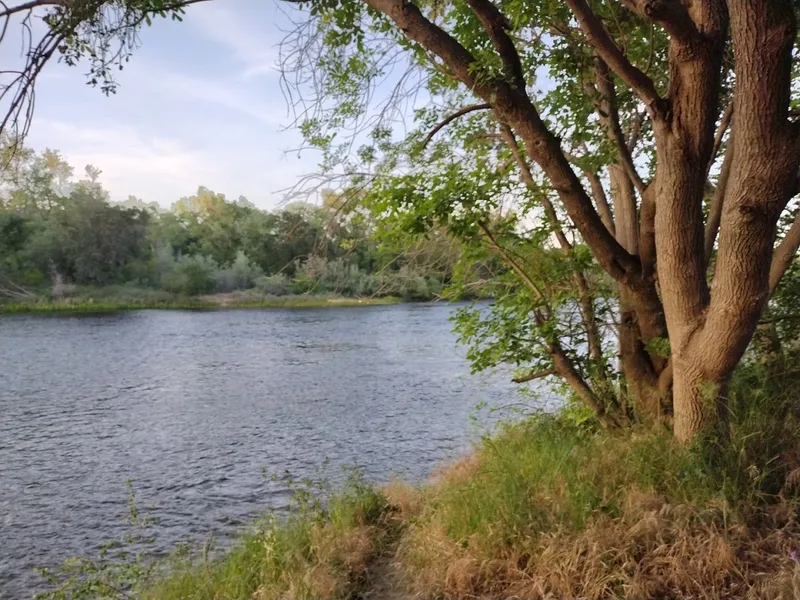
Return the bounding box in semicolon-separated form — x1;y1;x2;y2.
146;475;393;600
392;360;800;599
38;473;398;600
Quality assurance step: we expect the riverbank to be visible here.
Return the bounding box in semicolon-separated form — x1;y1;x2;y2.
0;290;403;314
37;365;800;599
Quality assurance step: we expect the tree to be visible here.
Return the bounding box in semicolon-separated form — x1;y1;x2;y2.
286;0;800;442
3;0;800;442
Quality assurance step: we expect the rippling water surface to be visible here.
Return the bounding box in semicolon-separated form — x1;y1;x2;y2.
0;304;518;598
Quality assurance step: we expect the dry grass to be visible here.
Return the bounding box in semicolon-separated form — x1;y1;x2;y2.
398;485;800;600
68;363;800;600
389;408;800;600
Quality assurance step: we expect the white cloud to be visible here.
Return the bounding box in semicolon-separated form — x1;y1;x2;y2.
29;119;220;206
158;71;290;126
186;3;282;81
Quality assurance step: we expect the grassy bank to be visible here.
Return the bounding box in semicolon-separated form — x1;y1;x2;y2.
0;289;403;314
38;366;800;600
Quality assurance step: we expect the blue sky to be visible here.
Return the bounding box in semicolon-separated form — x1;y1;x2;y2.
23;0;320;209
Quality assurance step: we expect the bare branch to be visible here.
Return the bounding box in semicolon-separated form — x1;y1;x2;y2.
0;0;65;18
592;59;648;196
709;102;733;172
584;168;615;235
769;213;800;295
421;103;491;148
564;0;664;116
626;109;646;152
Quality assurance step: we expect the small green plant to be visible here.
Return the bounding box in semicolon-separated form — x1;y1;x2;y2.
36;480;162;600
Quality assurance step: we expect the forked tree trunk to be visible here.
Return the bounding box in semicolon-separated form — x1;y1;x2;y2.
658;1;800;443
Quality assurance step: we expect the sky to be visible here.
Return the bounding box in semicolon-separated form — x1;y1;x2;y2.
16;0;323;209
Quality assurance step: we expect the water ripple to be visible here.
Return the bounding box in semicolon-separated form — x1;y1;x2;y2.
0;304;518;599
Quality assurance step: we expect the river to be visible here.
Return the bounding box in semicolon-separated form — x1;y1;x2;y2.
0;303;524;598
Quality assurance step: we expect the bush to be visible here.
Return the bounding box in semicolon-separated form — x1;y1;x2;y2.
290;257;381;297
161;255;217;296
254;273;291;296
381;265;438;300
214;252;263;293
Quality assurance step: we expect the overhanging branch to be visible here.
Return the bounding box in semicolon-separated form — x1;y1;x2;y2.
367;0;640;285
512;369;556;383
421;103;491;148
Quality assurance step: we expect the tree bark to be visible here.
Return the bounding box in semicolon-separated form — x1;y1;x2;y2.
668;1;800;443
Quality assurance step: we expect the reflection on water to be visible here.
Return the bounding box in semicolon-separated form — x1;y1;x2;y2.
0;303;519;597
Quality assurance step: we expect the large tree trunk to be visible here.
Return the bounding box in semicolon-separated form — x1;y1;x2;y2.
661;1;799;443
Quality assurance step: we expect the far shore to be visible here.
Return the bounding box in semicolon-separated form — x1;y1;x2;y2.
0;293;406;314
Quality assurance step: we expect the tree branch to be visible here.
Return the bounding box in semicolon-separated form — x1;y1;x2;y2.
0;0;65;18
592;59;648;196
564;0;664;116
769;213;800;295
635;184;655;275
584;168;615;235
512;369;556;384
479;221;549;309
709;102;733;173
421;103;491;148
501;125;607;369
620;0;700;44
704;133;734;267
464;0;524;85
367;0;640;284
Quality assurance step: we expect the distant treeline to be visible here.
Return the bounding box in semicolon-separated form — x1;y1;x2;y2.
0;148;468;302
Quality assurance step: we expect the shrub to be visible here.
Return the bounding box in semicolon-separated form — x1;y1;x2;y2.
254;273;291;296
161;255;217;296
214;252;263;293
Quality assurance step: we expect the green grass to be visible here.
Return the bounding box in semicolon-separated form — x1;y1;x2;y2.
37;474;397;600
145;477;393;600
0;294;403;314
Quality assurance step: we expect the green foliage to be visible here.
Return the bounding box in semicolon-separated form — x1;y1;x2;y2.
161;255;217;296
0;147;468;304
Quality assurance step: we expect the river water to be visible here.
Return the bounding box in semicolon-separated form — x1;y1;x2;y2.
0;303;522;598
